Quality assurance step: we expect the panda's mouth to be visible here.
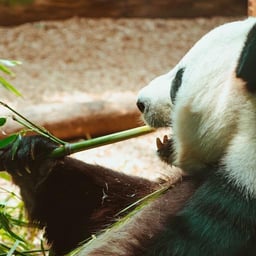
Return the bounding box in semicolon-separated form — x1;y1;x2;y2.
137;101;172;128
142;112;171;128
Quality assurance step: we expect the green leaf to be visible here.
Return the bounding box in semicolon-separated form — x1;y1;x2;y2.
7;239;20;256
11;134;22;160
0;77;22;96
0;64;14;76
0;117;6;126
0;212;25;242
40;240;47;256
0;134;18;149
0;172;12;182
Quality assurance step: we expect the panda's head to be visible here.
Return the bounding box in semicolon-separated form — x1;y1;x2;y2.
137;18;256;175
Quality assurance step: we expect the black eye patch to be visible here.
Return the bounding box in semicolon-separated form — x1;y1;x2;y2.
170;67;185;103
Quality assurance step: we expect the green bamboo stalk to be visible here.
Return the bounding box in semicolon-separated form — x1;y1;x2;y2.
50;126;154;158
0;101;154;158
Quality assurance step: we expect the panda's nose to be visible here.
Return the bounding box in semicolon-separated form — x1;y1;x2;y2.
136;99;146;113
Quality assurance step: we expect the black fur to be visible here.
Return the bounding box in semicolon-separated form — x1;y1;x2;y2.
0;136;158;255
236;23;256;92
146;170;256;256
157;137;174;165
170;68;185;104
74;176;202;256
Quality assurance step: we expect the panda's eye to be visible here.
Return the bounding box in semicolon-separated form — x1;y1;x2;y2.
170;67;185;104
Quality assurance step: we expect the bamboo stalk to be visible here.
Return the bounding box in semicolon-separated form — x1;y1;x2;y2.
0;101;154;158
50;125;154;158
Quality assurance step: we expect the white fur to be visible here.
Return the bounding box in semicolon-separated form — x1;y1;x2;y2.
137;18;256;196
137;72;175;127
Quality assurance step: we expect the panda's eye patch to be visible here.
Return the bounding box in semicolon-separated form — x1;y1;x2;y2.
170;67;185;103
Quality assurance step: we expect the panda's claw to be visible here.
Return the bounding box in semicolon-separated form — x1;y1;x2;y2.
156;135;170;150
156;135;174;165
163;135;169;143
156;137;163;150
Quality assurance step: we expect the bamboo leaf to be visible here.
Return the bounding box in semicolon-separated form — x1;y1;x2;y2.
0;134;18;149
0;117;6;127
11;134;22;160
0;77;22;96
0;212;25;242
0;243;11;253
0;172;11;182
40;240;47;256
0;64;14;76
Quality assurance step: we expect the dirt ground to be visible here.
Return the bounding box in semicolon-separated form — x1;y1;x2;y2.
0;16;242;180
0;17;240;106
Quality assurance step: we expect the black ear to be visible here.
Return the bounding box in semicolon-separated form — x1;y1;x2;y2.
170;67;185;104
236;23;256;92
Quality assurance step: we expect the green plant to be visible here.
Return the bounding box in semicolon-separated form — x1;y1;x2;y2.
0;183;48;255
0;59;24;163
0;59;48;255
0;59;22;97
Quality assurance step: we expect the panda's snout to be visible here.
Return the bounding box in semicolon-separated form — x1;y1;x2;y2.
136;99;146;113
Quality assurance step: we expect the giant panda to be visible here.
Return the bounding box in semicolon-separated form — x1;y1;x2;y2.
76;17;256;255
136;17;256;255
1;17;256;256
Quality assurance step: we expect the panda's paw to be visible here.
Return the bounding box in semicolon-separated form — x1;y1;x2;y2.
0;135;58;175
156;135;174;165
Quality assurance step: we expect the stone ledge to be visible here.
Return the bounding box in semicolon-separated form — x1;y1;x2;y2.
0;98;141;140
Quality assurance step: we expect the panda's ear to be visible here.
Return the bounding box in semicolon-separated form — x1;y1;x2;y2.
236;24;256;92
